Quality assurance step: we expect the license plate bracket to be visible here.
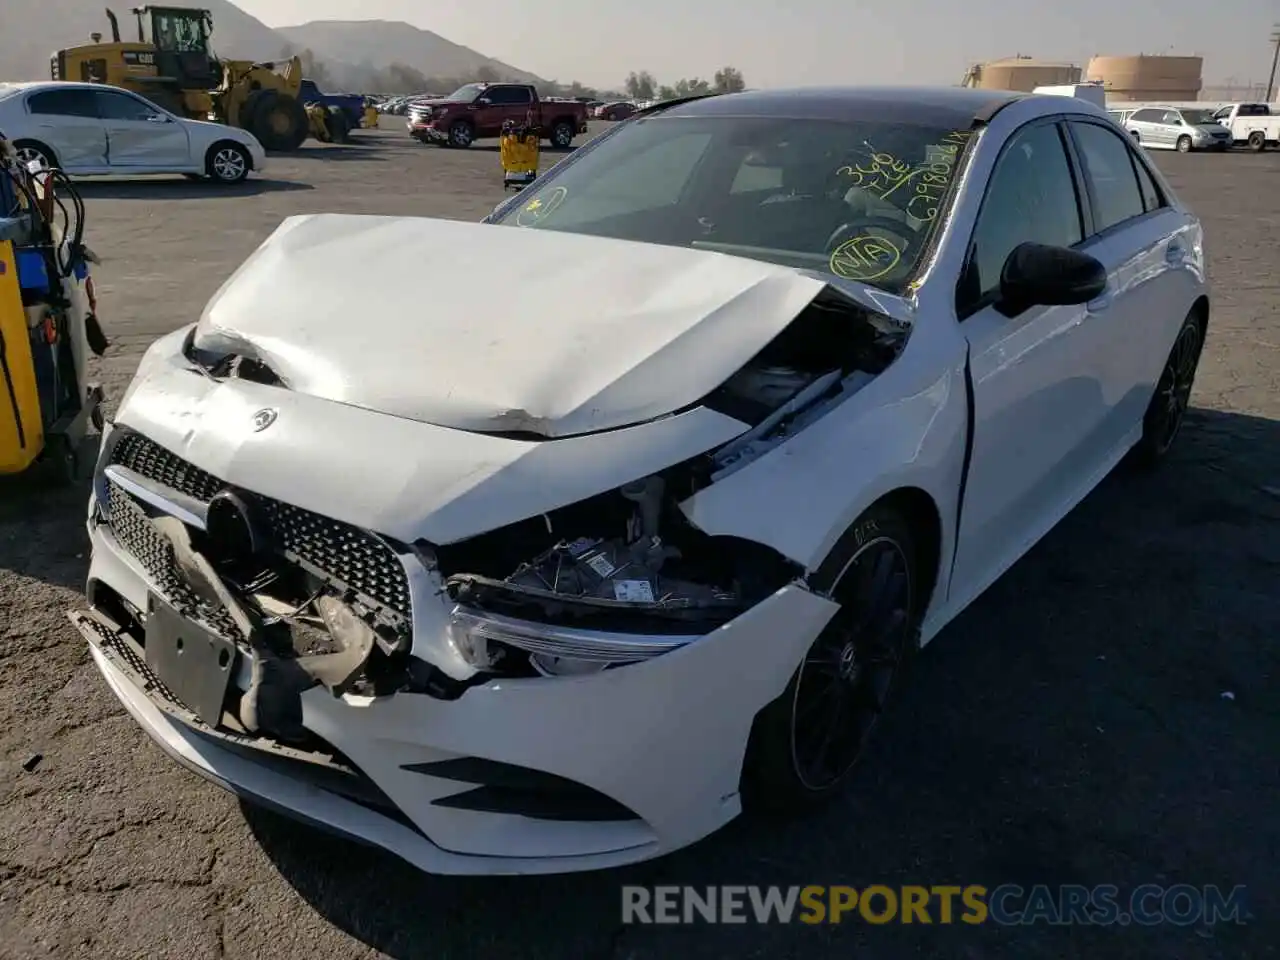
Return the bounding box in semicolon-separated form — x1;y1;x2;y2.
144;594;237;726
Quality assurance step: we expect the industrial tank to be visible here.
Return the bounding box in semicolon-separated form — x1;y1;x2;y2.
963;57;1082;91
1085;55;1203;101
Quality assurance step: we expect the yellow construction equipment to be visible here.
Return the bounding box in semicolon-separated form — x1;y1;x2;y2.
1;135;107;482
51;7;343;151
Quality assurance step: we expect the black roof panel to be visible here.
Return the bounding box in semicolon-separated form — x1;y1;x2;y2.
651;86;1024;128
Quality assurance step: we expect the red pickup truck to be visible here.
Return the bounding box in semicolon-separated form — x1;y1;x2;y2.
410;83;590;149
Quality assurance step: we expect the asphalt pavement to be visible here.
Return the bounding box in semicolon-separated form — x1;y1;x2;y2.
0;121;1276;960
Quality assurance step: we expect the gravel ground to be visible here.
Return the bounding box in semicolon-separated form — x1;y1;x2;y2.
1;121;1276;960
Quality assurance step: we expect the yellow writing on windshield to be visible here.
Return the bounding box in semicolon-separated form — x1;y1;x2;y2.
840;130;972;223
830;235;901;282
515;185;568;226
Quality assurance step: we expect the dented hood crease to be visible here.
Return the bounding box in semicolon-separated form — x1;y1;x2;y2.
194;215;828;438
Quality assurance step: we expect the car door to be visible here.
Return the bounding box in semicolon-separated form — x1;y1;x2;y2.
1064;119;1197;446
950;118;1117;594
492;86;533;131
1126;108;1160;147
22;88;109;173
94;89;191;169
1163;109;1192;146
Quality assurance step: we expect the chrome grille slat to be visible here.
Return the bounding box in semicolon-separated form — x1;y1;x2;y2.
105;481;242;639
106;433;411;621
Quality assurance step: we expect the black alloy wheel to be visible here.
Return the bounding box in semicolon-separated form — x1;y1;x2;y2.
742;504;919;812
1132;311;1204;466
789;534;913;792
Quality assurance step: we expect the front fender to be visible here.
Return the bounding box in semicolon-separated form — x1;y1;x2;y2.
679;327;970;587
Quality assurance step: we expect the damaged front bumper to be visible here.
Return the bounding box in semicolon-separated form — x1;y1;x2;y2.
72;446;839;874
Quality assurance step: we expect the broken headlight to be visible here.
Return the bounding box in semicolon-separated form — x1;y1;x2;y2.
445;607;702;676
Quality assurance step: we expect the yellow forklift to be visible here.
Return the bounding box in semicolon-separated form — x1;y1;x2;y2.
0;134;107;483
52;7;342;151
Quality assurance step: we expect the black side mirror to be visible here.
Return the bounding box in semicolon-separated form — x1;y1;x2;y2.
998;241;1107;316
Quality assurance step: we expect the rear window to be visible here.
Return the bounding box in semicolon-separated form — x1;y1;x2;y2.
494;114;975;293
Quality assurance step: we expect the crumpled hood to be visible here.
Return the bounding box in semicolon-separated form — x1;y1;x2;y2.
193;214;827;438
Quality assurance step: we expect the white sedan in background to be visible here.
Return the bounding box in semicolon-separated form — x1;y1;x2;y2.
0;81;266;183
70;86;1208;875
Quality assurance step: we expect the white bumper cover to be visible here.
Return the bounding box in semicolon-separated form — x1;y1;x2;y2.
84;513;838;873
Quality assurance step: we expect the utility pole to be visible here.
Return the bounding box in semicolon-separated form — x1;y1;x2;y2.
1268;26;1280;103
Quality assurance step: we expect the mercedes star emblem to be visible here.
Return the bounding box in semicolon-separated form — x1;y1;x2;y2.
251;408;277;432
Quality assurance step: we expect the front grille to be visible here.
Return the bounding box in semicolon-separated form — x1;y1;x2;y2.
113;431;222;501
107;432;412;621
105;480;242;638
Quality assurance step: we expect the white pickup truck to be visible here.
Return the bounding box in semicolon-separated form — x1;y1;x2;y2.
1210;102;1280;151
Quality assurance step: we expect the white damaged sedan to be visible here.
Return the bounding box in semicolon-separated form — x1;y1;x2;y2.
71;87;1209;875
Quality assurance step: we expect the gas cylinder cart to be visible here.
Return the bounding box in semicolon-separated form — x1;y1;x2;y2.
0;135;109;484
500;119;540;190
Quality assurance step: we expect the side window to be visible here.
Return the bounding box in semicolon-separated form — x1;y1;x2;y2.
1131;154;1165;213
487;87;531;105
1070;122;1146;233
1130;109;1160;123
95;91;162;122
1162;110;1184;125
26;89;98;118
960;122;1083;313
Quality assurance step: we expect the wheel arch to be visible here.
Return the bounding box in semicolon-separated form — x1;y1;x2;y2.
874;487;944;617
1189;294;1209;337
12;138;60;168
204;138;253;173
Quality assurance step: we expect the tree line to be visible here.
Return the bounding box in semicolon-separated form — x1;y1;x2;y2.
282;45;745;103
624;67;747;101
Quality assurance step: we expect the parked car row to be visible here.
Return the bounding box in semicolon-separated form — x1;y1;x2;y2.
1106;101;1280;153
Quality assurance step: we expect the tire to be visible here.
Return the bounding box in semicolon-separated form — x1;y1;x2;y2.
44;434;80;486
741;502;920;813
12;140;57;172
237;89;270;130
206;142;251;183
1176;135;1192;153
550;120;574;148
324;106;350;144
248;90;308;151
448;120;474;148
1248;131;1266;152
1130;309;1205;468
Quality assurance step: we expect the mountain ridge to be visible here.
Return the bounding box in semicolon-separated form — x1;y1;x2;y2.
0;0;543;90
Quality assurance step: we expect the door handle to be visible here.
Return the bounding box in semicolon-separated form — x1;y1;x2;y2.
1086;291;1114;314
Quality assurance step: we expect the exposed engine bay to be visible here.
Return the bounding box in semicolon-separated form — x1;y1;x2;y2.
121;285;909;708
438;289;909;672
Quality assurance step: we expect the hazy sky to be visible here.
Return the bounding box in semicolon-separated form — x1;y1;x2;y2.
236;0;1278;91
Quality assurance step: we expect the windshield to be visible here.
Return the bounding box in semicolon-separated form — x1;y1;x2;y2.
1180;109;1218;125
493;114;974;292
448;83;486;101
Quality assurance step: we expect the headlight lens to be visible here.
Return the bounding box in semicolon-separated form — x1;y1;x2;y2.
445;607;702;673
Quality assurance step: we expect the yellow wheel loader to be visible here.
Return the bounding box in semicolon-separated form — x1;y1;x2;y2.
52;7;342;151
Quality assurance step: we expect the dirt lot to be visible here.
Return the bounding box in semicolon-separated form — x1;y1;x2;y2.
1;121;1277;960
